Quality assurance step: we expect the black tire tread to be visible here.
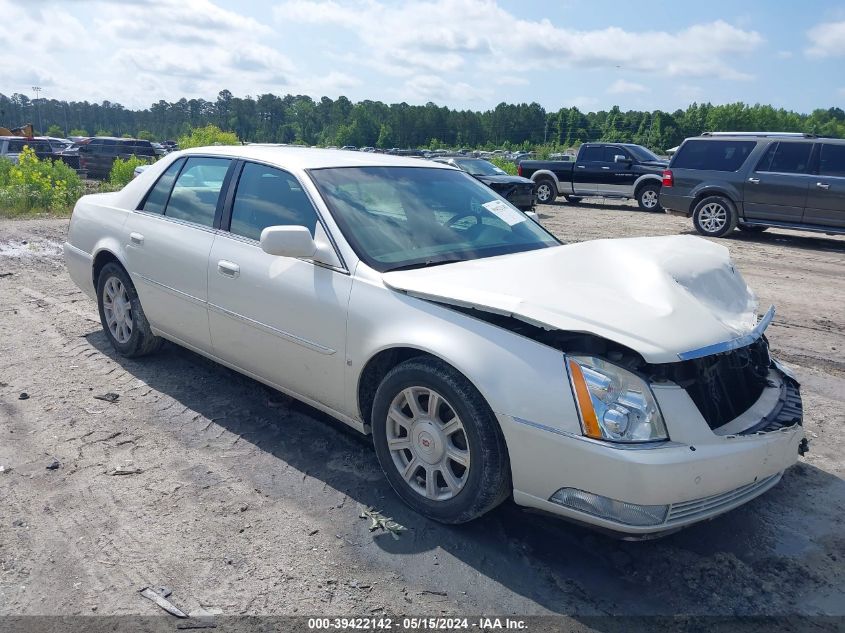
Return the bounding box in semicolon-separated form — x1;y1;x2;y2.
97;262;163;358
535;178;557;204
692;195;738;238
636;182;662;212
371;356;511;524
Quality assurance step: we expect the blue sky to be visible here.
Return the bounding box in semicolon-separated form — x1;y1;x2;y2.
3;0;844;113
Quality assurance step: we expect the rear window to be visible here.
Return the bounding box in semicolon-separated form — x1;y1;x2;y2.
579;146;603;162
163;157;231;227
755;142;813;174
819;144;845;178
672;140;756;171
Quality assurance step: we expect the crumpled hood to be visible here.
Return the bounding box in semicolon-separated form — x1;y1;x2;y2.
382;235;760;363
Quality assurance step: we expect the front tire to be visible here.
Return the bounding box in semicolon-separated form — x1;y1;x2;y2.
636;183;662;211
534;179;557;204
97;262;163;357
692;195;738;238
371;357;510;524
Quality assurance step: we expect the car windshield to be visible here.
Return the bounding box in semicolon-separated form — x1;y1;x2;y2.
309;166;559;272
626;145;662;162
453;159;506;176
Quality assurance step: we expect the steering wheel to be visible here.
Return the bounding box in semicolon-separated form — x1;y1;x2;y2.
444;211;481;228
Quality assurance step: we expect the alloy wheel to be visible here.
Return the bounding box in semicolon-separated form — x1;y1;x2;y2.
102;276;133;344
698;202;727;233
641;189;659;209
385;386;471;501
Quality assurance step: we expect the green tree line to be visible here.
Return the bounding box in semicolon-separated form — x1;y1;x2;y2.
2;90;843;153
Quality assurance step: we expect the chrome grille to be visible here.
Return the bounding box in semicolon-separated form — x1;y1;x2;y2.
666;473;782;525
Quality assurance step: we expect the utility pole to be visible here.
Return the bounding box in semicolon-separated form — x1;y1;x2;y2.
32;86;43;134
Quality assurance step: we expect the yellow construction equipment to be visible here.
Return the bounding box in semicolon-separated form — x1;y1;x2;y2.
0;123;35;137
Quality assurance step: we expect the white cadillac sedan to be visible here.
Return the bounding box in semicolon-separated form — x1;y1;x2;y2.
63;146;806;536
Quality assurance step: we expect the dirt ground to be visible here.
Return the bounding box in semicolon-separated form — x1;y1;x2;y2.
1;200;843;627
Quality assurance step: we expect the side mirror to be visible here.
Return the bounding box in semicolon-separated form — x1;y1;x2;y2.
260;225;316;258
614;154;629;164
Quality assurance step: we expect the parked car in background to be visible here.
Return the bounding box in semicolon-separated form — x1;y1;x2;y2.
433;157;536;210
661;132;845;237
341;145;358;151
38;136;73;154
519;143;668;209
133;164;151;179
151;142;168;157
75;137;157;179
63;145;806;536
0;136;55;163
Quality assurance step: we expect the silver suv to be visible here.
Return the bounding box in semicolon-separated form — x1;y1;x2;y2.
0;136;55;164
660;132;845;237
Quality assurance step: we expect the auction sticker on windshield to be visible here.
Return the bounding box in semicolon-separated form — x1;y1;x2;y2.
482;200;525;226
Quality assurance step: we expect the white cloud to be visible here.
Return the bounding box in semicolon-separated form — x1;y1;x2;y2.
274;0;762;80
607;79;648;95
402;75;491;102
777;50;793;59
0;0;355;106
806;20;845;58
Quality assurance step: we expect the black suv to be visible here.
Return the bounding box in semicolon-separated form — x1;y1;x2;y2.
76;137;157;179
661;132;845;237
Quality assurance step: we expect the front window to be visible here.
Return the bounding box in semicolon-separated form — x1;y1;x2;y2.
309;167;559;272
452;159;506;176
626;145;661;162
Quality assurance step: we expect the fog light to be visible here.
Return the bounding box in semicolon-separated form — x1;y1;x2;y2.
549;488;669;526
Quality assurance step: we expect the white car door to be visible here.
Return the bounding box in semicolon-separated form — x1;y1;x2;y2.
206;161;352;411
124;156;233;351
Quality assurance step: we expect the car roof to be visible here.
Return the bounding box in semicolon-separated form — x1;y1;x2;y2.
179;145;454;171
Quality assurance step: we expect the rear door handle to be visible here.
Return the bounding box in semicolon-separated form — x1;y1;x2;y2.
217;260;240;278
601;166;610;170
576;165;586;169
747;178;760;184
816;182;831;190
129;232;144;245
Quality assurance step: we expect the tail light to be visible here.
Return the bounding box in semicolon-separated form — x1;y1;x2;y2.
517;163;523;177
662;169;674;187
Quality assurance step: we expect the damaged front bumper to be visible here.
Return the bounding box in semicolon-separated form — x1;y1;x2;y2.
499;364;805;536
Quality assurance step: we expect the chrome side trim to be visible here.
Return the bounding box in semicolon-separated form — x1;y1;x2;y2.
134;273;207;307
677;305;775;361
207;302;336;356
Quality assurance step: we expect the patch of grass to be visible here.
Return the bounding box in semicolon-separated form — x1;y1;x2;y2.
0;149;83;218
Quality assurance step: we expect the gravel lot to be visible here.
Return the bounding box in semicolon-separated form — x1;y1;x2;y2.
1;200;843;626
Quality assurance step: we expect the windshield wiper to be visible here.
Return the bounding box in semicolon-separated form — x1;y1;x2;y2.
384;257;468;272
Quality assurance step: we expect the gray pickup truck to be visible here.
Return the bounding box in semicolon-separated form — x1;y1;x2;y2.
518;142;668;210
660;132;845;237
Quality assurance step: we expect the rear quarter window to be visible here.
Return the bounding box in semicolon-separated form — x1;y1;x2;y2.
672;140;756;172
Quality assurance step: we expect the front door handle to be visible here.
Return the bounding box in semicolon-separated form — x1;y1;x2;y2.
816;182;831;190
217;260;240;278
576;165;586;169
747;178;760;184
601;166;610;170
129;232;144;246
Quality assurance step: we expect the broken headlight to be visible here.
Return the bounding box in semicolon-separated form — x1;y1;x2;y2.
566;356;668;443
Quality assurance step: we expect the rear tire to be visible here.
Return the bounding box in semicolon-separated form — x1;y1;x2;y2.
692;195;738;238
636;183;662;212
534;179;557;204
96;262;163;357
371;357;511;524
